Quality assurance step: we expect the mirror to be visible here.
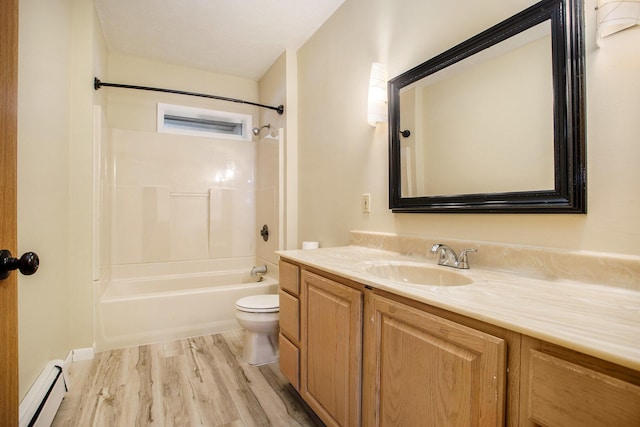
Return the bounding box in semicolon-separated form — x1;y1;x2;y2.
389;0;586;213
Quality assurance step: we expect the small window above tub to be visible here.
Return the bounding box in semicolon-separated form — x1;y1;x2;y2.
157;103;253;141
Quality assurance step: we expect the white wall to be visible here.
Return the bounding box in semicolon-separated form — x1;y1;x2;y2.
17;0;71;399
17;0;99;398
296;0;640;257
105;54;259;131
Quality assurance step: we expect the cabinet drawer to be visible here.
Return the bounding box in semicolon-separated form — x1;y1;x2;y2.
279;260;299;296
526;349;640;426
279;333;299;390
279;290;299;342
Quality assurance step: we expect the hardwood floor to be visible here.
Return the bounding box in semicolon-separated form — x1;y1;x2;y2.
52;330;323;426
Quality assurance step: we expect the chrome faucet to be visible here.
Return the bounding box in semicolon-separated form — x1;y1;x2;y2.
430;244;477;269
251;265;267;280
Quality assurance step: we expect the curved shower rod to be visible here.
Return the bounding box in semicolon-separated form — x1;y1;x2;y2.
93;77;284;115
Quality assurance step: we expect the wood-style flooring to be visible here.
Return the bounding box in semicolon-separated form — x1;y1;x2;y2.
52;330;323;426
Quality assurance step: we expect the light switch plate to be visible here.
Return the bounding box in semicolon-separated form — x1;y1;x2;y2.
362;194;371;213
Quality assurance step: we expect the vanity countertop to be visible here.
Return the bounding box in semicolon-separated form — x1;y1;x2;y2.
277;245;640;371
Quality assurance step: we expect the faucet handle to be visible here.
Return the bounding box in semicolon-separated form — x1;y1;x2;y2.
457;249;477;269
431;243;456;255
430;243;458;267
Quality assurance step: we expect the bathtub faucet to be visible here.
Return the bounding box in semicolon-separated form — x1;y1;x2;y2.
251;265;267;281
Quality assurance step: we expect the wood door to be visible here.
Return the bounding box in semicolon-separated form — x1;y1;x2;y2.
0;0;20;424
363;294;506;427
300;270;363;427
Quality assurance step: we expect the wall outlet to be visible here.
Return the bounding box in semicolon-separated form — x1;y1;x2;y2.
362;194;371;213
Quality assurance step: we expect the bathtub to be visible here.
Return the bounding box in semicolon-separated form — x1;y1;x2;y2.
94;266;278;351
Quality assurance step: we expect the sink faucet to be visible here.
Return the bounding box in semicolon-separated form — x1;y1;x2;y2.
251;265;267;279
430;244;477;269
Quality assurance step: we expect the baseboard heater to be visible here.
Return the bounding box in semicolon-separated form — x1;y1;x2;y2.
19;360;67;427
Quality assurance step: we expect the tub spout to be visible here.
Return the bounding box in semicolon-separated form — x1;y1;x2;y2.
251;265;267;278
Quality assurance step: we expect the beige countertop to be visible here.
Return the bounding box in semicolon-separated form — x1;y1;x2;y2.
277;245;640;371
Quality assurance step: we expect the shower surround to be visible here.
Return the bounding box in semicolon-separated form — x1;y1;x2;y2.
95;121;281;350
109;128;257;265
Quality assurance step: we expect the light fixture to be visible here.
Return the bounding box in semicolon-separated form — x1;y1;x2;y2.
596;0;640;43
367;62;388;127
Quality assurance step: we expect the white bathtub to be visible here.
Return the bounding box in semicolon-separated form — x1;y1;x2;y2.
94;267;278;351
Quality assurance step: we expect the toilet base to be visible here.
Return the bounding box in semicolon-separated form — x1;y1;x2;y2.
242;331;279;365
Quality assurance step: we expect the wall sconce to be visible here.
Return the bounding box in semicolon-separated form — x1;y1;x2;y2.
367;62;388;127
596;0;640;44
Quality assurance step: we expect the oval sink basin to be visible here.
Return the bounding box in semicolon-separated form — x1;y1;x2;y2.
365;262;473;287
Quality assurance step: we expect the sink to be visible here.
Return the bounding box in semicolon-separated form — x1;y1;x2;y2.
364;261;473;287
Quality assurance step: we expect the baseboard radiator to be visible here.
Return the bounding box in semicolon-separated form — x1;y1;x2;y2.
19;360;67;427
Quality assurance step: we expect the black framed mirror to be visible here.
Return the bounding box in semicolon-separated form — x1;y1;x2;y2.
389;0;585;213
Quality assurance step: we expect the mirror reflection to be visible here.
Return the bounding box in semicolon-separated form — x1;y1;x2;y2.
388;0;586;213
400;22;555;197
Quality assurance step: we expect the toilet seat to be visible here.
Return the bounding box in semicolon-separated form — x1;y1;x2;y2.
235;294;279;313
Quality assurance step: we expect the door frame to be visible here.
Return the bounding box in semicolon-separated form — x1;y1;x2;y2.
0;0;20;424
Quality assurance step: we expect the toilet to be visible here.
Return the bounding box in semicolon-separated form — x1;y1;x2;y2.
235;294;280;365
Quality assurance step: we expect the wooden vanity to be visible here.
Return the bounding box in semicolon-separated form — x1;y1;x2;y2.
277;248;640;427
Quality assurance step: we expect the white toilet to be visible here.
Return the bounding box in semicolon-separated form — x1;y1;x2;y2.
235;294;280;365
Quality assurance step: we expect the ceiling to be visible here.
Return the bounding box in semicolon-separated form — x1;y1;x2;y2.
94;0;346;81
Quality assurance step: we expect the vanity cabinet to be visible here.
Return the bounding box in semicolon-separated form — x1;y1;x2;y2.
520;336;640;427
278;257;640;426
300;270;363;427
363;293;507;426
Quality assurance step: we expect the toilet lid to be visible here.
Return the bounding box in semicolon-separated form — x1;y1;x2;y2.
235;294;279;313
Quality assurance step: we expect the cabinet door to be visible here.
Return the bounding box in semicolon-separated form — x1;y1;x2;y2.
301;270;363;427
363;294;506;427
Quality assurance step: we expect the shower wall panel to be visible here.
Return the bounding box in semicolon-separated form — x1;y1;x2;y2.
170;192;209;260
209;188;256;258
256;134;281;265
109;129;256;265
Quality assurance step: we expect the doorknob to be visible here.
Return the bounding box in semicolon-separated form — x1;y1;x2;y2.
0;250;39;280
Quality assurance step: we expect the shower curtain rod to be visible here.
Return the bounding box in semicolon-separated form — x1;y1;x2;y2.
93;78;284;115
